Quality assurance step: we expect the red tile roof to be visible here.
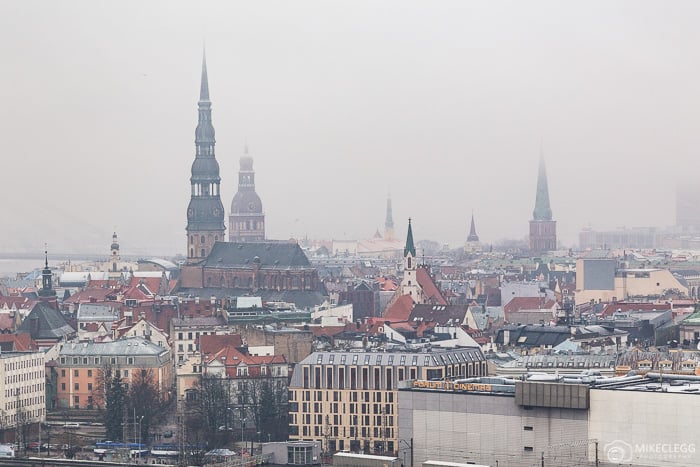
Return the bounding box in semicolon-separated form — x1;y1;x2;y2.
416;267;448;305
200;334;245;355
503;297;558;313
383;295;415;322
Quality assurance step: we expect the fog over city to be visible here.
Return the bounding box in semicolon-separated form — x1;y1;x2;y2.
2;1;699;256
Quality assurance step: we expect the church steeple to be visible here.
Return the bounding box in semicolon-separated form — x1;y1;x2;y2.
532;156;553;221
38;245;56;299
529;155;557;253
467;213;479;242
186;50;225;262
384;195;394;241
404;218;416;257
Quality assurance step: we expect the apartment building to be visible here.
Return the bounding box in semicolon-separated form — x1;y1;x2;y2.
55;337;171;409
0;351;46;428
288;348;486;455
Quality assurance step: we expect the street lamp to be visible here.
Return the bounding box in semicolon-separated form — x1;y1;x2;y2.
138;415;144;461
241;418;246;454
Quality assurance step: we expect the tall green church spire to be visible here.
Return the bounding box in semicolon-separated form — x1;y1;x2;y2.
404;218;416;257
532;156;553;221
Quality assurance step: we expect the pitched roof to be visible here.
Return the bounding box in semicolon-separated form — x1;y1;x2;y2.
409;304;468;326
416;267;448;305
200;334;245;355
503;297;558;313
17;302;75;341
203;241;311;268
383;295;415;322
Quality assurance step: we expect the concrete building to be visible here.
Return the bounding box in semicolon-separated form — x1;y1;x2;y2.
575;258;688;305
288;348;486;455
0;351;46;431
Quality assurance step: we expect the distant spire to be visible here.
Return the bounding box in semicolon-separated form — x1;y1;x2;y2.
44;243;48;268
385;195;394;230
404;218;416;257
200;49;210;102
532;155;553;221
467;212;479;242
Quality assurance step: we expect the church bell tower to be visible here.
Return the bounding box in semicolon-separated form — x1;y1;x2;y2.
186;51;225;263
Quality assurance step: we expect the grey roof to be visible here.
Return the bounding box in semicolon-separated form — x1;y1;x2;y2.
17;302;75;340
178;288;327;310
76;303;119;321
499;354;617;369
203;241;311;268
297;348;484;367
59;336;167;357
171;316;227;328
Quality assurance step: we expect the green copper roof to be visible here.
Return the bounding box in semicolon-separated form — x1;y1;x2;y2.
404;218;416;257
533;156;553;221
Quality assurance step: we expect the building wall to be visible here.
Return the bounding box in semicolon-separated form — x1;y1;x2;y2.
529;220;557;252
288;350;487;455
0;352;45;428
398;390;588;467
237;326;313;364
589;389;700;466
55;342;172;409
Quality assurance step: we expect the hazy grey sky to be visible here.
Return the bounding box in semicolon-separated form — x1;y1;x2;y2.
2;1;699;256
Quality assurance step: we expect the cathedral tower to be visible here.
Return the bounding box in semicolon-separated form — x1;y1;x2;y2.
186;52;225;262
529;156;557;253
464;213;482;253
229;145;265;242
384;195;395;241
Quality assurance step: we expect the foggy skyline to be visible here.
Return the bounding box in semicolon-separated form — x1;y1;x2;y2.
3;1;699;256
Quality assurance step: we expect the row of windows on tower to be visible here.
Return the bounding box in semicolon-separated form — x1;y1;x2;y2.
190;235;219;245
192;183;219;197
233;221;263;231
196;146;214;156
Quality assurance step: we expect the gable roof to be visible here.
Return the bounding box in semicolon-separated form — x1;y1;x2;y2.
200;334;245;356
416;267;448;305
203;241;311;268
17;302;75;341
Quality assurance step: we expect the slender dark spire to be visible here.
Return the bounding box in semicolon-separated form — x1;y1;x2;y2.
404;218;416;257
385;195;394;230
200;50;210;102
532;155;553;221
467;213;479;242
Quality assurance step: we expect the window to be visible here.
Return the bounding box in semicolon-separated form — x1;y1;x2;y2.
524;426;533;431
524;447;534;452
127;357;134;365
124;370;129;377
74;370;79;377
74;396;79;405
87;383;93;391
61;370;65;377
87;370;92;377
74;383;79;390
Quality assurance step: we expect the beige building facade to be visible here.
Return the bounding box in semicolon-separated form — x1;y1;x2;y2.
288;348;486;455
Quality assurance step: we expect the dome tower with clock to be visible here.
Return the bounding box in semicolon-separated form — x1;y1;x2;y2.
229;145;265;242
186;52;225;263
